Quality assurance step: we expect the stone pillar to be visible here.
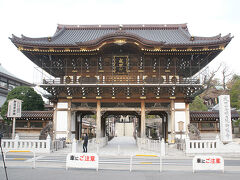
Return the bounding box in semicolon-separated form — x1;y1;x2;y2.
141;100;146;138
170;100;175;143
53;103;57;140
185;103;190;133
67;101;72;142
96;100;101;139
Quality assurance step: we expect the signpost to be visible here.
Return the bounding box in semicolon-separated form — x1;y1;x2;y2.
193;155;224;173
7;99;22;139
66;153;99;171
219;95;232;142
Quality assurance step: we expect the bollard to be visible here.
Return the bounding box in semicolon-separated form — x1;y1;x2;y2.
161;138;165;156
46;135;51;153
97;144;99;154
14;134;19;149
118;145;120;154
72;139;77;153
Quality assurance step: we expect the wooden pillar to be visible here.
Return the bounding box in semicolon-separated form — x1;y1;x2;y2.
79;114;83;139
101;116;105;137
27;120;30;128
75;112;79;140
170;100;175;143
141;100;146;138
67;101;72;141
161;115;165;140
96;100;101;139
165;114;168;143
53;103;57;140
185;103;190;133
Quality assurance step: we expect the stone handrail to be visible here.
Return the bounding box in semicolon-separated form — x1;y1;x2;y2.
136;137;165;156
185;135;220;154
1;134;51;153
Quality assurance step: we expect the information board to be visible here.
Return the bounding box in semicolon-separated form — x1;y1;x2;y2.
219;95;232;142
7;99;22;118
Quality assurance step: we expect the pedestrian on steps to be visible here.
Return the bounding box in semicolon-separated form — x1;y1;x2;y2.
83;133;88;153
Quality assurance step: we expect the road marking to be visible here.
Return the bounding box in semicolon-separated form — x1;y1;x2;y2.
13;158;26;160
136;155;158;157
140;162;153;164
9;150;31;153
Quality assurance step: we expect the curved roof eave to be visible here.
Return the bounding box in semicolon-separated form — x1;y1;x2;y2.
9;24;233;48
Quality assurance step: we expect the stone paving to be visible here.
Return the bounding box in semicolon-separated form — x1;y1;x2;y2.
58;136;187;158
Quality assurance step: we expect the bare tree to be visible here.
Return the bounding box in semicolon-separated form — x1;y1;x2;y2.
221;63;232;90
202;64;221;90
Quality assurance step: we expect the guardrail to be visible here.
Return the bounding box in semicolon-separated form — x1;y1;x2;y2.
4;150;36;168
130;154;162;172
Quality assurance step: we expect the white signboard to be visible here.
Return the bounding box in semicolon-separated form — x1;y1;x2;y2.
7;99;22;118
57;102;68;109
66;153;98;171
219;95;232;142
193;155;224;173
174;103;185;109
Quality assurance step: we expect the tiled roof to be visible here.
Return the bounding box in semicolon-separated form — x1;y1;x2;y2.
190;111;239;121
10;24;232;47
15;111;53;119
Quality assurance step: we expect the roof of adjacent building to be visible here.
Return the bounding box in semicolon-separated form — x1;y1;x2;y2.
9;111;53;120
190;111;239;121
0;63;32;86
10;24;232;47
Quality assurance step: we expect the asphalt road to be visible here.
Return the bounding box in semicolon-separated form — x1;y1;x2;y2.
1;155;240;166
1;167;240;180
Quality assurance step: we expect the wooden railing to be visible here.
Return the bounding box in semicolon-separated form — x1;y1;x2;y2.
42;77;200;85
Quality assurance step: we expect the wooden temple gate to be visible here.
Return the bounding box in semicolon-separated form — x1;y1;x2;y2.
10;24;232;143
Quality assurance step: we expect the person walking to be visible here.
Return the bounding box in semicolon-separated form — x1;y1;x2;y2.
83;133;88;153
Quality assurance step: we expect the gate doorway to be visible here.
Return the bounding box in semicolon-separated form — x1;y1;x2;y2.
115;115;134;137
102;111;140;140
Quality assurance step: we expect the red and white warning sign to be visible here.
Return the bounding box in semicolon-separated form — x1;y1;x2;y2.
66;153;99;171
193;155;224;173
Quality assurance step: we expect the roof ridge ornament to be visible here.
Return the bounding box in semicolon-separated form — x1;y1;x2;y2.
119;24;123;30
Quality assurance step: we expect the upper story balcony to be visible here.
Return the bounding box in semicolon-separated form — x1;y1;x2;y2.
41;76;200;87
39;65;202;87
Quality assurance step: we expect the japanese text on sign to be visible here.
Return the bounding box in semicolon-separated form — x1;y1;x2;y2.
219;95;232;142
193;155;224;173
66;153;98;171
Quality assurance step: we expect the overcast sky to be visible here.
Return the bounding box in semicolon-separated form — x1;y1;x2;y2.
0;0;239;83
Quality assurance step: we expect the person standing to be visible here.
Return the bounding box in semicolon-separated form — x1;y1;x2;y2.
83;133;88;153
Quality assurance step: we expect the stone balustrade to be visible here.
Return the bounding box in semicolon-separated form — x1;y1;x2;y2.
136;137;166;156
1;134;52;153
